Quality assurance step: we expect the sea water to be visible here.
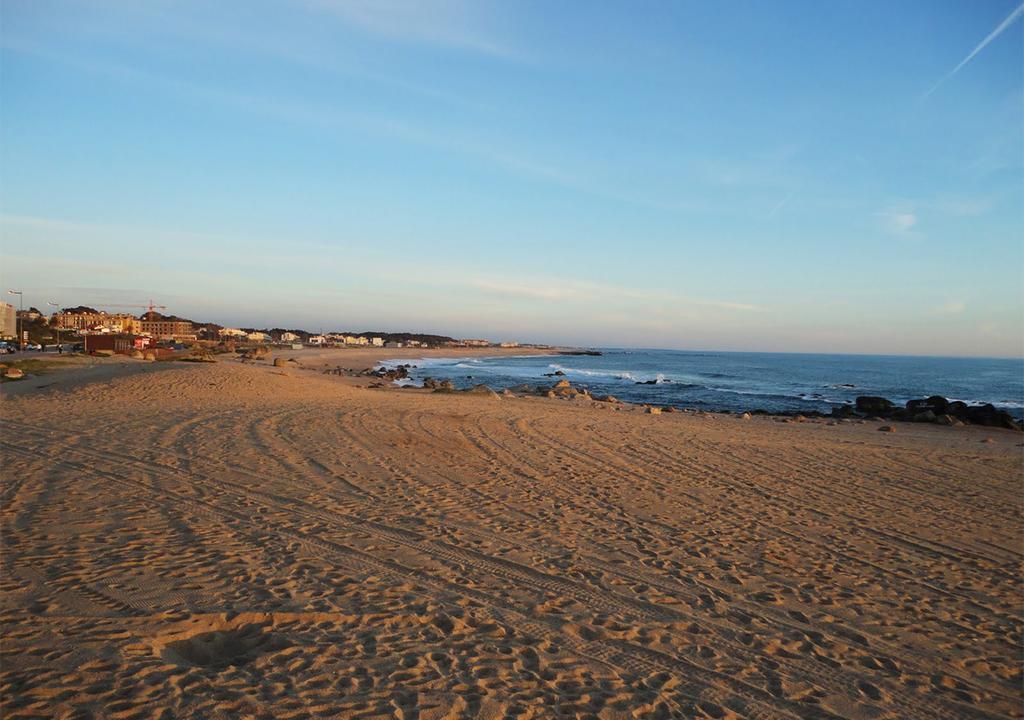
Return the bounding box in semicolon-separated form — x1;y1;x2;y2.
382;349;1024;418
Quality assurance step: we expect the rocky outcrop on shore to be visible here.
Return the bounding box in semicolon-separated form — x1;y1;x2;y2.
834;395;1021;430
369;364;414;381
393;371;1019;432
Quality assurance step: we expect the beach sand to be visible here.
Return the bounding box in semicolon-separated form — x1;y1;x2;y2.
1;348;1021;719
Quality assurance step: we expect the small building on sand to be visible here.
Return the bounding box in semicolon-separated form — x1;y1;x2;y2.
84;334;136;354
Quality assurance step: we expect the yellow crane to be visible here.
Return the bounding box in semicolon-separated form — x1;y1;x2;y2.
101;300;168;317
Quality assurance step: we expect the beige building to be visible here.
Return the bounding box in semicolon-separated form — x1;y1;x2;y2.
53;310;105;330
0;302;15;339
51;311;140;334
140;319;195;341
108;315;141;334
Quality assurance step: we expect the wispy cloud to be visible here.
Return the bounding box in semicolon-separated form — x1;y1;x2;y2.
468;277;765;313
468;279;584;301
876;206;922;239
924;2;1024;99
937;299;967;316
3;41;706;215
306;0;523;60
697;300;764;312
929;194;995;217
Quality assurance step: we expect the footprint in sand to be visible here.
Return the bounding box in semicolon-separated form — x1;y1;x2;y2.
161;624;287;669
856;680;885;702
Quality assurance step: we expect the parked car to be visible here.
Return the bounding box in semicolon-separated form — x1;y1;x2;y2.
0;343;15;354
25;342;42;351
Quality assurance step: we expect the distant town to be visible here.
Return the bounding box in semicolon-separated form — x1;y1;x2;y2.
0;300;542;353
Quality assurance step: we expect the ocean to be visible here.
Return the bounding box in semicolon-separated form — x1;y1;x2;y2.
382;349;1024;418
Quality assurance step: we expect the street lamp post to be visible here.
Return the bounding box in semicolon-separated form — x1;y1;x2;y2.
48;301;60;353
8;290;23;349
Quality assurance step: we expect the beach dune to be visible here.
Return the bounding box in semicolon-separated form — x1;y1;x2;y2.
1;351;1021;719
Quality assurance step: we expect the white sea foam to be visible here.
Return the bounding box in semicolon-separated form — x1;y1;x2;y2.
548;363;638;380
946;397;1024;409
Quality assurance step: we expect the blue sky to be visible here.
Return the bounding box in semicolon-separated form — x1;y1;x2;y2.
1;0;1021;356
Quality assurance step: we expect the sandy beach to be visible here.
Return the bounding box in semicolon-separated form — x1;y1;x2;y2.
1;348;1021;719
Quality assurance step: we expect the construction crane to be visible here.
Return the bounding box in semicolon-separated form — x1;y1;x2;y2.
100;300;168;317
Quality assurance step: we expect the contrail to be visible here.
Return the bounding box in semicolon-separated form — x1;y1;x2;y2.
924;1;1024;99
766;190;795;218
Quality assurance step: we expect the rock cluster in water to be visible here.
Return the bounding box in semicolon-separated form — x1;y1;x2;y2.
369;364;414;381
834;395;1020;430
398;370;1020;432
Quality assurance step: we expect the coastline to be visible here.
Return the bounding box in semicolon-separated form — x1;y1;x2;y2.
4;346;1020;430
352;347;1024;428
7;344;1021;429
0;345;560;398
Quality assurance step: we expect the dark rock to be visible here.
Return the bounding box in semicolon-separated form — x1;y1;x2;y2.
372;365;409;381
946;400;968;416
965;404;1020;430
913;410;937;423
465;383;497;396
831;405;854;419
907;396;949;415
856;396;895;415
